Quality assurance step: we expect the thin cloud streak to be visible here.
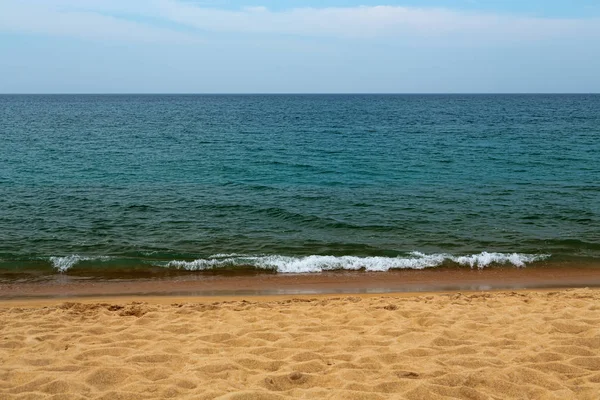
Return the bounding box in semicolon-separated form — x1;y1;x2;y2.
155;1;600;41
0;0;599;44
0;0;200;43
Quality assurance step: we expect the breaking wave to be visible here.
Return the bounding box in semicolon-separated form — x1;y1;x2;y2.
163;252;550;273
49;255;111;273
45;252;549;273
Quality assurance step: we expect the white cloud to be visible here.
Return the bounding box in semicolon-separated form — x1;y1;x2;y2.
0;0;599;44
154;2;600;42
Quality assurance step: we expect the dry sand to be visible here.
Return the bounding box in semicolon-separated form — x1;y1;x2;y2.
2;289;600;399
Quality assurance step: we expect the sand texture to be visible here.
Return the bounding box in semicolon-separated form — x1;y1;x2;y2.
2;289;600;399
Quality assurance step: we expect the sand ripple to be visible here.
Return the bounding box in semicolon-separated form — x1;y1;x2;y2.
1;290;600;399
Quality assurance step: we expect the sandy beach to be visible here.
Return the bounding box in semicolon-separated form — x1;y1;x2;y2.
2;288;600;399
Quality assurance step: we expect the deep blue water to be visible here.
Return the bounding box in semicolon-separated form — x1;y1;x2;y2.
1;94;599;277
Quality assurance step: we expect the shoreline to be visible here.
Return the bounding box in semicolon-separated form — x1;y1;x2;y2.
3;265;600;300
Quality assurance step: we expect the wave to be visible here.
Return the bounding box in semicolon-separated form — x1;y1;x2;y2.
49;255;111;272
45;252;550;273
163;252;550;273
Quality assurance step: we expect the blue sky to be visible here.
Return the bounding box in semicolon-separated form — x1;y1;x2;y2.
0;1;599;93
215;1;600;17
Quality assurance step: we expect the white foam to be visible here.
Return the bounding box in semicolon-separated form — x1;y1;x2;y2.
49;255;110;272
166;258;238;270
164;252;550;274
452;252;545;268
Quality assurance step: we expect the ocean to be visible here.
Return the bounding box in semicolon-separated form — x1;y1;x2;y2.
1;94;599;280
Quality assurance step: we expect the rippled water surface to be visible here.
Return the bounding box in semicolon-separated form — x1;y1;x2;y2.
1;94;599;276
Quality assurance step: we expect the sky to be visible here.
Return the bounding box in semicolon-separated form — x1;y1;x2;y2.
0;0;599;93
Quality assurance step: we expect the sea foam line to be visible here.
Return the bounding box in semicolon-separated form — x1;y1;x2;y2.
164;252;550;273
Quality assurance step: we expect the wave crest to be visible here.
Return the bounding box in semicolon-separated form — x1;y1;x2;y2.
49;255;111;272
164;252;550;273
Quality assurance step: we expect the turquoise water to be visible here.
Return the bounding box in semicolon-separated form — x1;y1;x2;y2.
1;94;599;278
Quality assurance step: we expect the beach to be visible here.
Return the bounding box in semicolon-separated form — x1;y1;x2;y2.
2;1;600;395
2;94;599;398
2;288;600;399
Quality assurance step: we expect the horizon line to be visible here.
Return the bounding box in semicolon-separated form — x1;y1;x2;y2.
1;92;599;96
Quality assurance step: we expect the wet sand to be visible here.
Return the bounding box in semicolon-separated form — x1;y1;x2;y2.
2;265;600;299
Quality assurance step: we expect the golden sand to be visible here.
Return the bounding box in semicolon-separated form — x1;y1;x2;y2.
2;289;600;399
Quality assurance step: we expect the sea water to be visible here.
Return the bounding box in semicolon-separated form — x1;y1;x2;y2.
1;94;599;277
